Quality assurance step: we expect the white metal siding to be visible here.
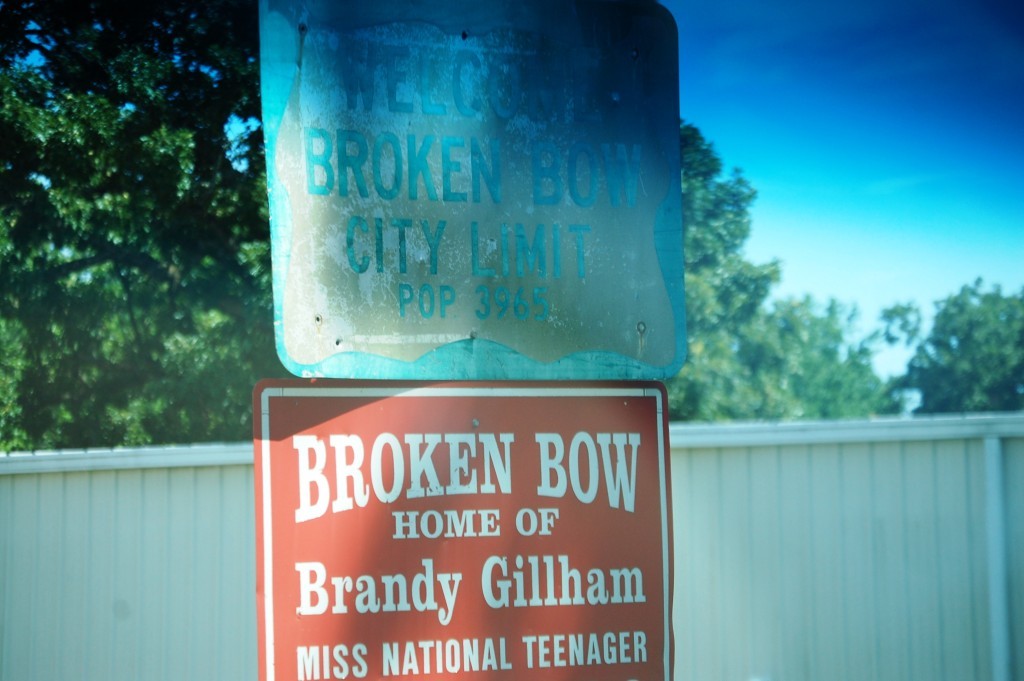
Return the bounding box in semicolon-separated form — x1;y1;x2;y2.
1006;435;1024;681
671;437;996;681
2;416;1022;681
1;453;255;680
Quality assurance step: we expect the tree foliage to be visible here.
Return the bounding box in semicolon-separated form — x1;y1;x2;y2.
667;124;777;419
666;124;895;420
0;0;284;449
738;298;892;419
886;280;1024;413
4;1;977;449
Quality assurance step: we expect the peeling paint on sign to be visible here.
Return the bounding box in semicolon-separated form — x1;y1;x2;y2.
259;1;684;379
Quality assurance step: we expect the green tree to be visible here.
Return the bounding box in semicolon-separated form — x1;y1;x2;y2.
667;124;779;419
0;1;895;449
667;124;893;420
0;0;284;449
887;280;1024;413
738;297;892;419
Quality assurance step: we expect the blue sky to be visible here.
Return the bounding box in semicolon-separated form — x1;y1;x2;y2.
660;0;1024;376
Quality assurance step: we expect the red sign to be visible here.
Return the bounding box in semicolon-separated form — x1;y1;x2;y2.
254;380;673;681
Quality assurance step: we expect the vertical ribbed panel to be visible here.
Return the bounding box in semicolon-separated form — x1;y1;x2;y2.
0;464;255;681
1006;436;1024;681
671;434;1014;681
1;419;1021;681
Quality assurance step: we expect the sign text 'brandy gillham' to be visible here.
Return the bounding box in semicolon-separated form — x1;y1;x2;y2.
291;429;645;624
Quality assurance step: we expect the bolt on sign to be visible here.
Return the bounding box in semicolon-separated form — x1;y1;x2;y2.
254;380;673;681
258;1;685;379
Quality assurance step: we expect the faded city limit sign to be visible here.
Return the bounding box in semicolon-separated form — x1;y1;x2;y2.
259;1;684;379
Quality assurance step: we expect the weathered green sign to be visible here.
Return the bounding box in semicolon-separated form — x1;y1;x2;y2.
259;1;684;379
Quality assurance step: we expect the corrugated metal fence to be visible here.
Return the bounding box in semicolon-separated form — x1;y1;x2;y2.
2;413;1022;680
670;415;1023;681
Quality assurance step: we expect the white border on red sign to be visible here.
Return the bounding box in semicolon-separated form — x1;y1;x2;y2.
257;384;671;681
